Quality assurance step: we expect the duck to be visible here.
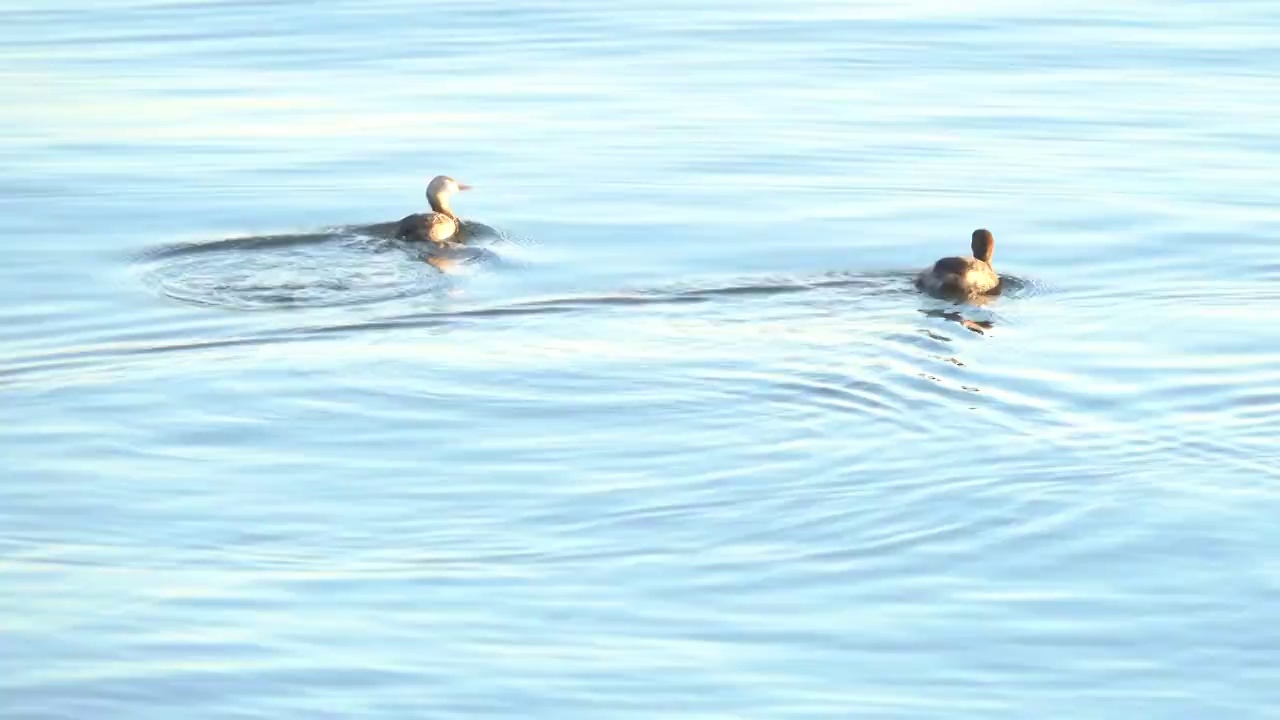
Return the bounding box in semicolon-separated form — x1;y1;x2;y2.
915;228;1001;298
395;175;472;244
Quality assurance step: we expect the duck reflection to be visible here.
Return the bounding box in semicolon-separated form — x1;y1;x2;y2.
920;308;994;335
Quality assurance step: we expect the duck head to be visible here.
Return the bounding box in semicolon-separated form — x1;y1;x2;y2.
426;175;471;216
971;228;994;263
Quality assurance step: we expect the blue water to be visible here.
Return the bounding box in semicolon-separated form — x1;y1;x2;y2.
4;1;1280;717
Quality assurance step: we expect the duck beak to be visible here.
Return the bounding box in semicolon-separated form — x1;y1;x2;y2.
457;182;472;192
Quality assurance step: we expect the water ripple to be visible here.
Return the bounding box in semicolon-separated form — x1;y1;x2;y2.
132;223;512;310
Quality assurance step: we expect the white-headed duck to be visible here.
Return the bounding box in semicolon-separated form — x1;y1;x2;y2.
395;175;472;244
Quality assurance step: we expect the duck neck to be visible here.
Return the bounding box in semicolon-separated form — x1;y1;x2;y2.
428;194;457;219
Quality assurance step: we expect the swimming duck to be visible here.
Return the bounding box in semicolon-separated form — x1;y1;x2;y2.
395;175;472;244
916;228;1001;298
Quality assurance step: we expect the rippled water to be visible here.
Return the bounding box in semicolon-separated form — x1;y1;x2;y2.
4;0;1280;717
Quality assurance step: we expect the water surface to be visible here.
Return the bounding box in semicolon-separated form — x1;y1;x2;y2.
3;0;1280;717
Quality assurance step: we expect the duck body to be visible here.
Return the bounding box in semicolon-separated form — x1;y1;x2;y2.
394;175;472;245
395;211;460;244
916;229;1001;298
915;255;999;296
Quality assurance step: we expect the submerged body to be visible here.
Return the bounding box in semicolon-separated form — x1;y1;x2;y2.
395;175;472;245
916;228;1001;299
